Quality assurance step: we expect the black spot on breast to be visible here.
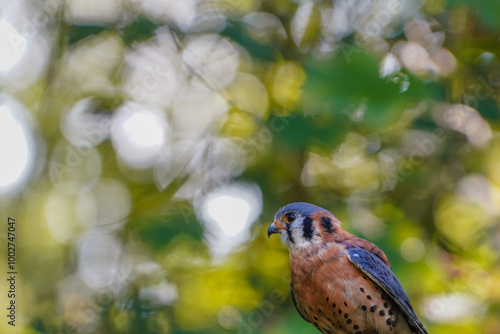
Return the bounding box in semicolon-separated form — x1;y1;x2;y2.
344;301;348;307
346;319;352;324
384;302;389;308
370;305;377;312
303;216;314;240
304;308;308;314
320;216;334;233
386;318;392;326
381;292;387;300
379;310;385;316
375;286;380;291
355;331;362;334
326;297;329;302
353;325;359;330
338;309;342;314
318;308;322;313
361;305;367;311
360;287;365;292
332;303;336;308
366;295;372;300
314;316;319;321
344;313;348;319
388;309;394;315
362;276;367;280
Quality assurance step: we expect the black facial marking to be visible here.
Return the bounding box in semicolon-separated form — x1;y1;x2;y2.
320;216;334;233
303;216;314;240
286;226;294;243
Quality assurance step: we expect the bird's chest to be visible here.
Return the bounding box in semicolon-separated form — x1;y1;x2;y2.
290;256;361;333
290;249;401;334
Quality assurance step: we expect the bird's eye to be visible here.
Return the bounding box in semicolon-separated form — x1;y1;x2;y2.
284;213;296;223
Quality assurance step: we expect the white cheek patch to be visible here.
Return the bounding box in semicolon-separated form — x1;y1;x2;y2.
291;226;322;248
279;230;292;247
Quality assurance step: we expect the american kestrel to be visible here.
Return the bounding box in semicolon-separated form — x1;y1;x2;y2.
268;202;428;334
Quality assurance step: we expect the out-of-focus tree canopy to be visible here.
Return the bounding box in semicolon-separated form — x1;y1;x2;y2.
1;0;500;333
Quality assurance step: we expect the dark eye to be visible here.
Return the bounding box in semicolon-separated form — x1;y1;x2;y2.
285;213;296;223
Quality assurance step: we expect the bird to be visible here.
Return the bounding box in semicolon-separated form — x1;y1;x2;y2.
267;202;428;334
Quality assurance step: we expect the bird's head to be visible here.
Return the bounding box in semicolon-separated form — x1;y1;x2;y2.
268;202;341;248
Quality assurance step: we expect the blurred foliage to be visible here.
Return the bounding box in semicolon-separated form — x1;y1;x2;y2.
2;0;500;333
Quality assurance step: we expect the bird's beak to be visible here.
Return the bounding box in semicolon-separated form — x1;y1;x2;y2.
268;221;282;238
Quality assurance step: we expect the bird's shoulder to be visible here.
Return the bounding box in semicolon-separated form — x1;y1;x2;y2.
321;227;391;268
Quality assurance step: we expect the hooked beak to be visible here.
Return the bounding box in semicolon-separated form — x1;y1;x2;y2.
267;221;282;238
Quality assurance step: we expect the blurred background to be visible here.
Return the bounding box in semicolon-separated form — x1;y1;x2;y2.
1;0;500;333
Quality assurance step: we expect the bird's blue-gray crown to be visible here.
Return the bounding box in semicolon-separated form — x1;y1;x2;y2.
274;202;333;221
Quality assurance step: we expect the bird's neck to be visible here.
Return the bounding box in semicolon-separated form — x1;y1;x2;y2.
289;239;347;279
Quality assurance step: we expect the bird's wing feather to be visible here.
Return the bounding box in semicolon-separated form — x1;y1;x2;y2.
290;287;311;323
347;247;428;334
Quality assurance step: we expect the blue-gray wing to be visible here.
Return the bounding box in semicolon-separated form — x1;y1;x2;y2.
347;247;428;334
